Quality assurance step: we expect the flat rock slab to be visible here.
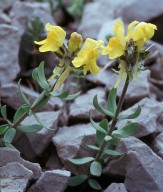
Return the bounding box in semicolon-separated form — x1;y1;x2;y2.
28;169;70;192
0;0;16;10
52;123;96;175
117;97;163;137
0;162;33;192
103;183;127;192
153;132;163;159
14;111;60;160
69;87;106;121
104;137;163;192
0;25;20;84
0;147;41;180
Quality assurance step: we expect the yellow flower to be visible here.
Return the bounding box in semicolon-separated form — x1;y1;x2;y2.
72;38;103;75
68;32;83;54
34;23;66;52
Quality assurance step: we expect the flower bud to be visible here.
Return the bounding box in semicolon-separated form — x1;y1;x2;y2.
68;32;83;54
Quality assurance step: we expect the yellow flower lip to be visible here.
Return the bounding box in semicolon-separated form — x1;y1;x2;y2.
68;32;83;54
34;23;66;52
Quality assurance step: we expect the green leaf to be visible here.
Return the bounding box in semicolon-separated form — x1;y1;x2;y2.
90;161;102;177
93;95;114;118
68;175;88;186
90;114;107;134
88;179;102;190
63;91;81;101
0;124;9;134
112;122;138;138
16;124;43;133
96;119;109;146
104;135;112;142
107;88;117;114
68;157;94;165
4;128;16;143
1;105;7;120
104;149;123;156
18;80;31;105
50;90;69;98
4;142;16;149
13;104;29;123
118;105;141;119
86;145;100;151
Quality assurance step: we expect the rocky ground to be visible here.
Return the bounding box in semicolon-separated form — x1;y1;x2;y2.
0;0;163;192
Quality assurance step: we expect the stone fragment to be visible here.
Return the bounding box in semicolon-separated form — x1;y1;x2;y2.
104;137;163;192
0;147;41;180
153;133;163;159
0;25;20;84
121;0;163;23
14;111;60;160
0;0;16;10
117;97;163;137
10;1;55;36
103;183;127;192
28;169;70;192
52;123;96;174
0;162;33;192
0;83;56;111
0;11;11;24
69;87;106;121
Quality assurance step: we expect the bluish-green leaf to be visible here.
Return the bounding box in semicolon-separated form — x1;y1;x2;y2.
90;161;102;177
0;124;9;134
68;157;94;165
63;91;81;101
18;80;30;105
68;175;88;186
90;114;107;134
50;90;69;98
112;122;138;138
86;145;100;151
13;104;29;123
88;179;102;190
16;124;43;133
104;135;112;142
107;88;117;114
93;95;114;118
119;105;141;119
4;142;16;149
104;149;123;156
4;128;16;143
1;105;7;120
96;119;109;146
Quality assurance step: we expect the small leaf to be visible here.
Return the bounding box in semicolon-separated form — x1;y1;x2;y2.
18;80;30;105
13;104;29;123
68;157;94;165
119;106;141;119
88;179;102;190
68;175;88;186
0;124;9;134
112;122;138;138
16;124;43;133
104;149;123;156
96;119;109;146
4;128;16;143
107;88;117;114
50;90;69;98
104;135;112;142
90;114;107;134
4;142;17;149
63;91;81;101
86;145;100;151
1;105;7;120
93;95;114;118
90;161;102;177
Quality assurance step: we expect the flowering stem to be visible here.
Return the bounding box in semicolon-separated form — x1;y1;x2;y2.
95;75;130;161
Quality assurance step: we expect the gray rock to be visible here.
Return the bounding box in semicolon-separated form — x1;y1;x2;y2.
69;87;106;121
52;123;96;174
104;137;163;192
0;162;33;192
0;25;20;84
0;147;42;180
0;11;11;24
10;1;55;36
0;0;16;10
86;69;150;105
28;169;70;192
117;97;163;137
121;0;163;23
78;0;137;39
0;83;56;111
103;183;127;192
14;111;60;160
153;133;163;159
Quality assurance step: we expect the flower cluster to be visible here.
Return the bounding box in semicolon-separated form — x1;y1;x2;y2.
35;21;157;88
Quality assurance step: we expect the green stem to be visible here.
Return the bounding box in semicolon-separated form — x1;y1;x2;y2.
95;76;129;161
